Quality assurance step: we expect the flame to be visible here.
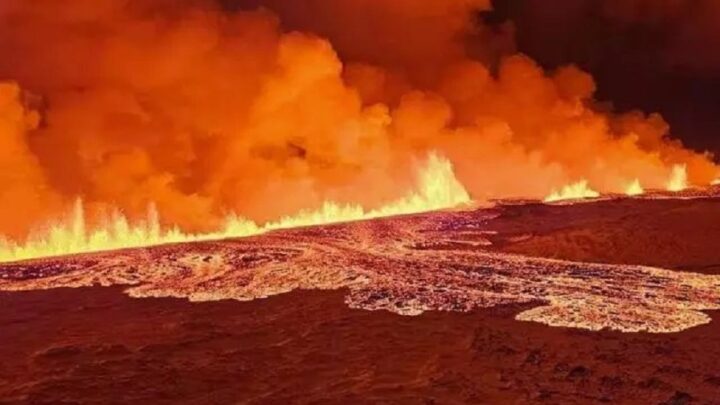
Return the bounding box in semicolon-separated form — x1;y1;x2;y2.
544;180;600;203
625;179;645;196
712;178;720;186
666;164;689;192
0;153;470;263
0;1;718;246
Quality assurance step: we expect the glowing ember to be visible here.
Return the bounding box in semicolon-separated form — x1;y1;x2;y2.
0;153;470;263
544;180;600;203
667;164;689;192
625;179;645;196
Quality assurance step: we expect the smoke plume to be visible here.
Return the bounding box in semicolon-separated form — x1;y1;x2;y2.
0;0;716;237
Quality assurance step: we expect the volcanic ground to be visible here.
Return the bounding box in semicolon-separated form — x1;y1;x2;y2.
2;190;720;404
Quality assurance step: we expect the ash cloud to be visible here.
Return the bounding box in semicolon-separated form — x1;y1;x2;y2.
0;0;716;237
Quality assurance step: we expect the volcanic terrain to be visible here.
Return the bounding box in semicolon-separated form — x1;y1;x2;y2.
2;190;720;404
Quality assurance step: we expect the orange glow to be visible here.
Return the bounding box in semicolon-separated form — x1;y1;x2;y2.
667;164;689;192
0;153;470;263
0;1;717;256
625;179;645;196
544;180;600;203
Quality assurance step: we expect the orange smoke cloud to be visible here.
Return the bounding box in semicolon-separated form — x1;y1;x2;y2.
0;0;716;238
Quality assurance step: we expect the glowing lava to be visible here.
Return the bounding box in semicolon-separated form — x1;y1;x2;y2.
0;153;470;263
625;179;644;196
667;164;689;192
4;197;720;334
544;180;600;203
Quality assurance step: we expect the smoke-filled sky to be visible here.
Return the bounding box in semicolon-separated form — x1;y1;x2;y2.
488;0;720;153
0;0;717;238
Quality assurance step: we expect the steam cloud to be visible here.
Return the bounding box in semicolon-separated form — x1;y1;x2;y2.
0;0;716;237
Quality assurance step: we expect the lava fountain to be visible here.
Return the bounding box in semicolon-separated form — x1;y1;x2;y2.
0;153;470;263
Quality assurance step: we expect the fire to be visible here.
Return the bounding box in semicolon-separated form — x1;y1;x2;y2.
712;179;720;186
0;153;470;263
544;180;600;203
667;164;689;192
625;179;645;196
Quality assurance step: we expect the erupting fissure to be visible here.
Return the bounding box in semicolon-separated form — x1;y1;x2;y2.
667;164;689;192
543;165;707;202
3;151;714;263
544;180;600;203
625;179;645;196
0;0;718;261
0;153;470;263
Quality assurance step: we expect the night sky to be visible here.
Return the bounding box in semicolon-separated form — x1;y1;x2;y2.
485;0;720;156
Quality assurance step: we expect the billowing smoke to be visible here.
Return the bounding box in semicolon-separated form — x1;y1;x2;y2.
0;0;716;237
504;0;720;153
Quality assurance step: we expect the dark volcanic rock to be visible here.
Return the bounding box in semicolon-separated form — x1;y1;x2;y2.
0;287;719;404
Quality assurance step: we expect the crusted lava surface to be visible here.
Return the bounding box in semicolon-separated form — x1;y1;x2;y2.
2;193;720;403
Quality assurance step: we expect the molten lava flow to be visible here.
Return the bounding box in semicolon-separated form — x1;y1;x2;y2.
667;164;689;192
625;179;645;196
4;199;720;334
544;180;600;203
0;153;470;263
